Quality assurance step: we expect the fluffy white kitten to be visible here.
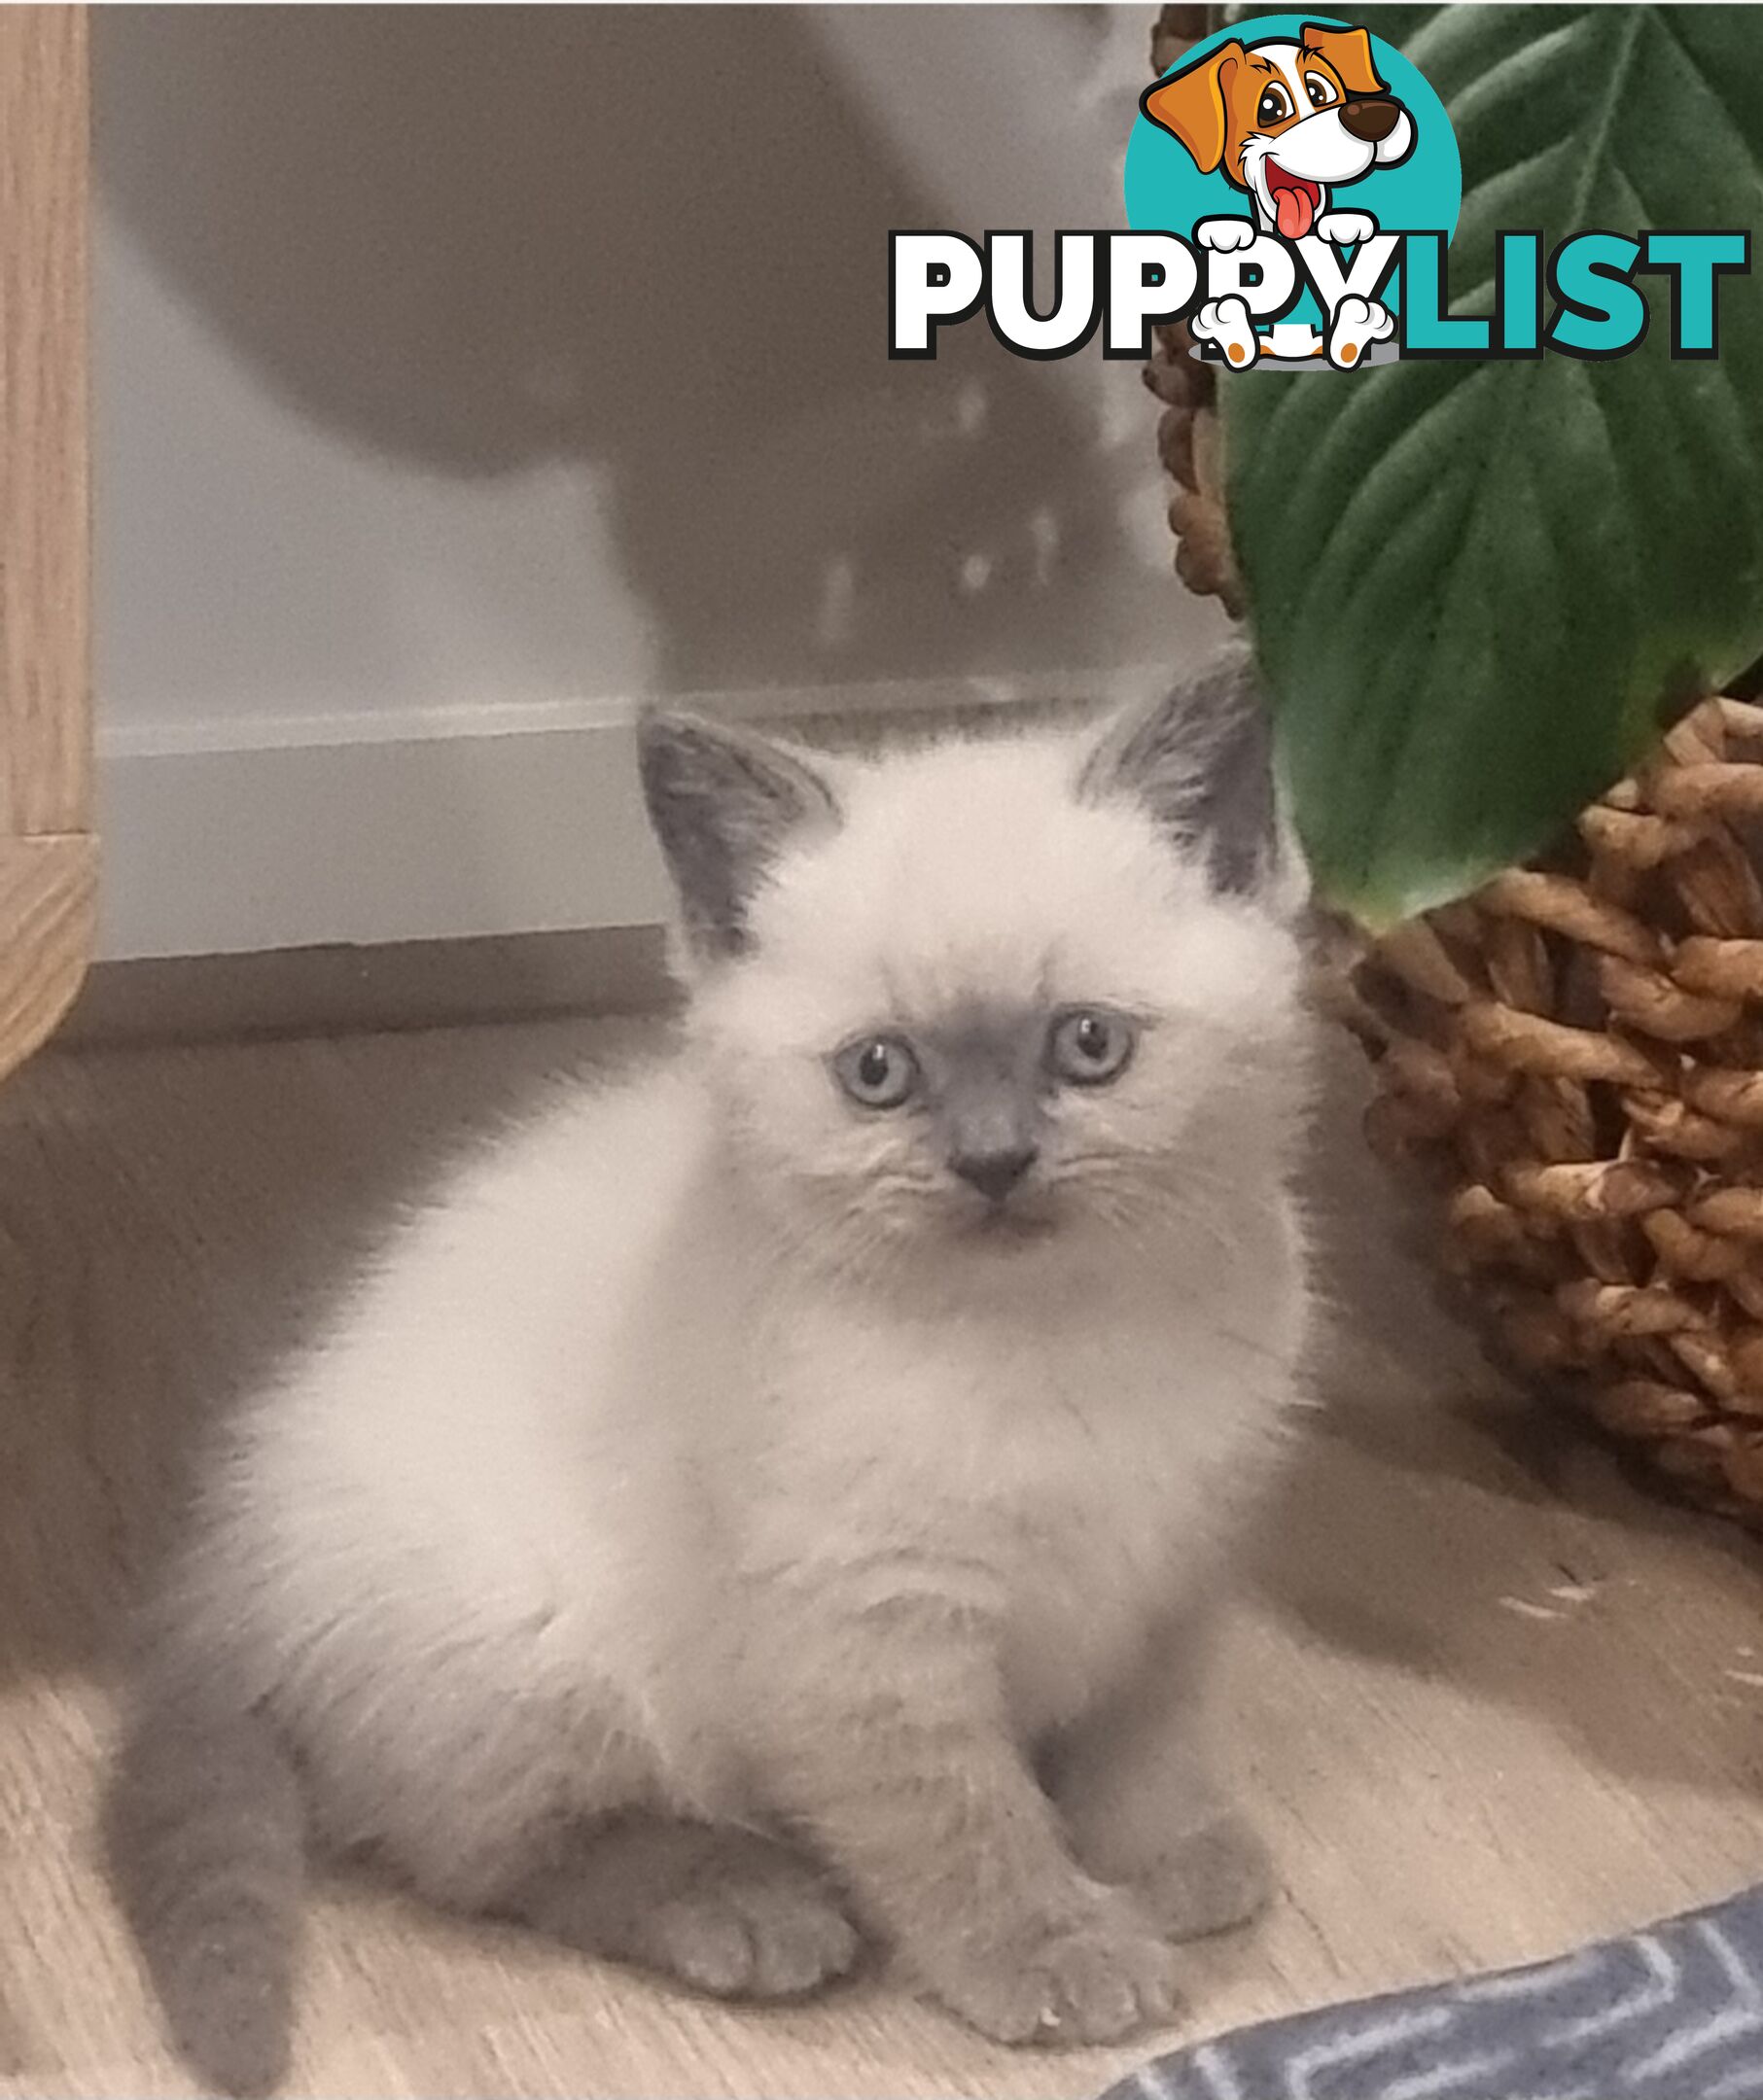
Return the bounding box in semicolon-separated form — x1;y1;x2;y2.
108;648;1315;2096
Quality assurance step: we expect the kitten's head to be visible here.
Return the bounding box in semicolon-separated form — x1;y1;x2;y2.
640;648;1308;1285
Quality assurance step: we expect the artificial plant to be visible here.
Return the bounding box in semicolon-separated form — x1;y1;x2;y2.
1222;4;1763;928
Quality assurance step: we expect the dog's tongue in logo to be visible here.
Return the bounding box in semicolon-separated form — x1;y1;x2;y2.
1266;165;1321;240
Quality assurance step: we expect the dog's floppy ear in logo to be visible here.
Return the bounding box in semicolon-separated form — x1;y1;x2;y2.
1298;22;1386;98
1139;37;1246;177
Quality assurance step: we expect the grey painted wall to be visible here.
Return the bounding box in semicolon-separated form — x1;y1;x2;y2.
92;5;1226;955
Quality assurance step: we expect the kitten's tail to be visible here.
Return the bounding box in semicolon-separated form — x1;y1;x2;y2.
104;1656;303;2098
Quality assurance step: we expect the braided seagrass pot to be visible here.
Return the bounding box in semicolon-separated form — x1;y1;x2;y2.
1146;8;1763;1531
1343;704;1763;1527
1146;7;1242;615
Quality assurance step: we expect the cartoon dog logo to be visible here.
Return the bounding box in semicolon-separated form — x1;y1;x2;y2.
1142;22;1414;368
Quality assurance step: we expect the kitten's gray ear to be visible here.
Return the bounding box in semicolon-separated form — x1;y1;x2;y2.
638;710;840;960
1079;644;1286;898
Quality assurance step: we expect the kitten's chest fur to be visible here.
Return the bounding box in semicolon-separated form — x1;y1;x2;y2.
746;1274;1289;1737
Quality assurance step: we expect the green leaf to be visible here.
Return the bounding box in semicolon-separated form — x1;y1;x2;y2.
1224;5;1763;928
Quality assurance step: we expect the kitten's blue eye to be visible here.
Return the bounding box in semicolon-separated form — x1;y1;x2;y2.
833;1034;920;1110
1048;1008;1136;1086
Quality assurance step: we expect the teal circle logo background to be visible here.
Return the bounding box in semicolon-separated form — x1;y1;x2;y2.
1124;16;1461;329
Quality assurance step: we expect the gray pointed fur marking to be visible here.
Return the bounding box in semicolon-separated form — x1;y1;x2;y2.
104;1654;303;2099
1081;645;1279;895
638;711;840;960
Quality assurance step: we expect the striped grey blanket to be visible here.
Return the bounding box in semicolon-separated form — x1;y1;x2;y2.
1105;1883;1763;2100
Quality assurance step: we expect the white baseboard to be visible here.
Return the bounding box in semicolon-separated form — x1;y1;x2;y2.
96;669;1175;961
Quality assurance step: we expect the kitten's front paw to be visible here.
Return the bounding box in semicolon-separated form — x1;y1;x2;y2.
646;1859;860;2000
1139;1814;1274;1942
930;1895;1182;2047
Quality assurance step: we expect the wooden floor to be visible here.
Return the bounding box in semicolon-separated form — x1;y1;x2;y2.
3;1015;1763;2099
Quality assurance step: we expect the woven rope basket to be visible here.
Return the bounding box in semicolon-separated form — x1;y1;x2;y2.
1342;704;1763;1528
1146;5;1763;1530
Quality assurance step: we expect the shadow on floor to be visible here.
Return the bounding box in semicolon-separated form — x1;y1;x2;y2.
1244;1034;1763;1798
0;1016;660;1688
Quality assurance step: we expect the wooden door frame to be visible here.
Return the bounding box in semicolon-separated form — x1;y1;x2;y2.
0;4;91;1086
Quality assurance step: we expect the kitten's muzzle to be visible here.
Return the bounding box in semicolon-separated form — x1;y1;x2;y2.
949;1143;1038;1206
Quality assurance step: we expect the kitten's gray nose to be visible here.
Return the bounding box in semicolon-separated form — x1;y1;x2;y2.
950;1145;1038;1205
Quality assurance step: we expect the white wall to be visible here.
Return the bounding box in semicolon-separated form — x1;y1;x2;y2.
93;4;1227;959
